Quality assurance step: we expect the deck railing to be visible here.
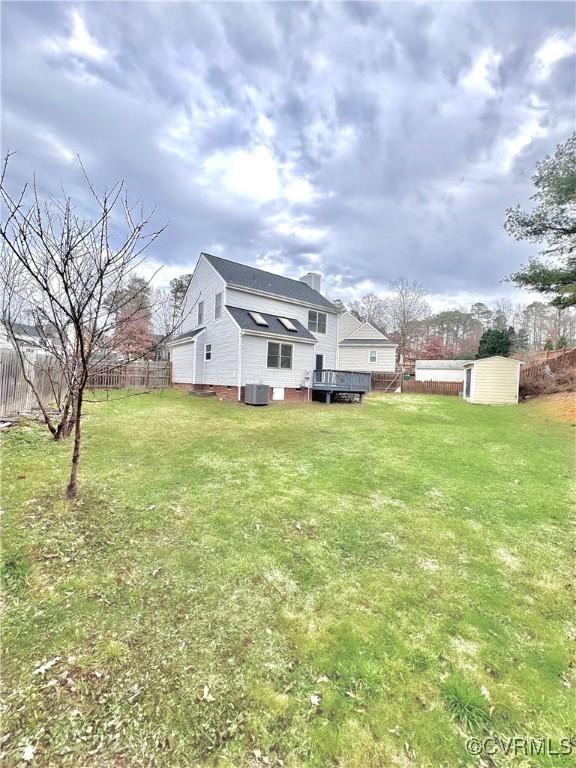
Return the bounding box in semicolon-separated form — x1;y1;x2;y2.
312;369;371;392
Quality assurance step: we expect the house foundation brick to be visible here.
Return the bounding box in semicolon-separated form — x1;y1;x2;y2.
173;383;310;403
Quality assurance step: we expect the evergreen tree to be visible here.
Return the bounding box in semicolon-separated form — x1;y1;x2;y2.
514;328;530;351
477;328;512;358
506;133;576;308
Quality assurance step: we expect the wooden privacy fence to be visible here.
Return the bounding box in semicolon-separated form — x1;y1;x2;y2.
88;360;171;389
401;379;463;396
520;348;576;384
0;348;62;418
372;372;402;391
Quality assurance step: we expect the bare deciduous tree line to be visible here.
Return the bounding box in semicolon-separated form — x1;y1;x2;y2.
347;281;576;359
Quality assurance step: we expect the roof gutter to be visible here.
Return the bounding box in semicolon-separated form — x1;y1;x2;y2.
241;329;316;344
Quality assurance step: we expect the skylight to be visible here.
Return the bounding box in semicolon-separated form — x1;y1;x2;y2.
249;311;269;327
278;317;297;332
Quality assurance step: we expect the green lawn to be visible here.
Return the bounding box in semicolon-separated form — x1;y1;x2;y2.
2;390;574;767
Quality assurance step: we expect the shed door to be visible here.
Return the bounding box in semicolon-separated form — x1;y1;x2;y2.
465;368;471;397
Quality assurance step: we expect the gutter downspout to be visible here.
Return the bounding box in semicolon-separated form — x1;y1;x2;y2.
237;329;243;401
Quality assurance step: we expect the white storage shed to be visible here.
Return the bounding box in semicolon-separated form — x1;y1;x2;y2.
415;360;470;383
462;356;523;405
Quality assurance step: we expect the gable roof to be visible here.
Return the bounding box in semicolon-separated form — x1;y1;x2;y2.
169;326;205;345
202;253;337;312
1;321;59;347
345;321;390;342
226;306;316;341
338;310;363;327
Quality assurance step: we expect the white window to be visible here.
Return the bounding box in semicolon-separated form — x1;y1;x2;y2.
308;310;327;334
205;343;212;361
369;350;377;363
198;301;204;326
214;293;222;320
278;317;297;332
267;342;292;369
249;311;268;327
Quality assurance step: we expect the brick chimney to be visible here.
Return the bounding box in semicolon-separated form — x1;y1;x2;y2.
299;271;322;294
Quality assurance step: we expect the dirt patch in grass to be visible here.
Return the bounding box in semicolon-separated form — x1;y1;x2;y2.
527;391;576;423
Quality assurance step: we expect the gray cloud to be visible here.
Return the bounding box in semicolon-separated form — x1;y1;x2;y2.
2;1;574;305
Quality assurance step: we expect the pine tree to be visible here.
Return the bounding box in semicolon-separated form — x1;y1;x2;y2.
477;328;512;358
506;134;576;308
514;328;530;351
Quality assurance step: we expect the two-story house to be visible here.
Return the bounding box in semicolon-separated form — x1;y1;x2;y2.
170;253;340;402
337;311;397;372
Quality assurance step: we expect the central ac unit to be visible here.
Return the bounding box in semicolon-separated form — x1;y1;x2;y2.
244;384;269;405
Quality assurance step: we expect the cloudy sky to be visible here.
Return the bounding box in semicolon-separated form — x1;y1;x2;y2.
2;2;575;309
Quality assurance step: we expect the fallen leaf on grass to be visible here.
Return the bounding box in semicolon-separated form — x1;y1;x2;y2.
33;657;60;676
202;685;214;702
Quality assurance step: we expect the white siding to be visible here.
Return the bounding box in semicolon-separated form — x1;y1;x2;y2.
346;322;389;341
337;311;362;342
174;257;239;386
468;357;521;405
171;342;196;383
338;345;396;373
240;335;314;388
179;255;226;334
415;368;466;383
227;287;338;369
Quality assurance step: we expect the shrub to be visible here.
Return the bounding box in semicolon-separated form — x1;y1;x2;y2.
520;366;576;398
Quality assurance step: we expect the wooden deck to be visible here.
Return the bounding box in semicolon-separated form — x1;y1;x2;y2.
312;369;372;402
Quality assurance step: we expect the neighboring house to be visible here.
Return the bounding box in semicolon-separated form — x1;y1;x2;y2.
462;356;523;405
415;359;471;383
337;311;397;372
150;334;171;361
0;321;55;352
169;253;342;402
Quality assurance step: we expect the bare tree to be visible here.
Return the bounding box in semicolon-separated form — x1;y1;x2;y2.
383;277;431;356
0;155;166;500
169;273;192;328
152;287;175;338
348;293;388;331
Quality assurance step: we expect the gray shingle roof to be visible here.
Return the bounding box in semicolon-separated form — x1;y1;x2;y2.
226;306;316;341
170;326;205;344
203;253;337;311
416;359;471;369
340;338;396;346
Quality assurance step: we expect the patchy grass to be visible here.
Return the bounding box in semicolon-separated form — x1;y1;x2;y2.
1;390;574;767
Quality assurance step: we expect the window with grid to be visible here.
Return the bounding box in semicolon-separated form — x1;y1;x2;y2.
308;310;327;334
267;342;292;369
214;293;222;319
